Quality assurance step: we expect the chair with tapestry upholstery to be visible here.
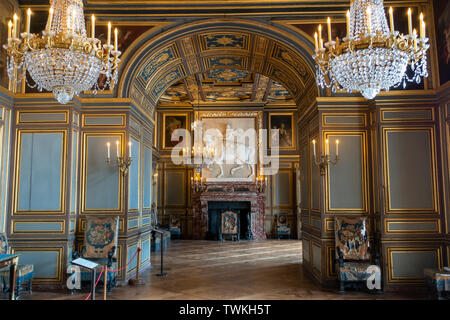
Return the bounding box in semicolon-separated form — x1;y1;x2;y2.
168;215;181;240
276;214;291;239
72;216;119;292
0;233;34;297
220;211;239;242
334;216;381;293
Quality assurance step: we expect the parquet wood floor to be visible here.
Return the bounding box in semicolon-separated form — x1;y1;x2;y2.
20;240;426;300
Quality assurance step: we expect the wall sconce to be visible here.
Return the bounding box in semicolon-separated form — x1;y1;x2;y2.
191;170;206;193
106;140;132;176
256;169;265;193
312;138;340;175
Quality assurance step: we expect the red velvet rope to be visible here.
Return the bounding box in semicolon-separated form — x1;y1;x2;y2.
83;247;141;300
106;248;141;272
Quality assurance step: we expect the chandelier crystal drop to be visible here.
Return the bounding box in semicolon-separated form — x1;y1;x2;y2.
3;0;121;104
313;0;429;99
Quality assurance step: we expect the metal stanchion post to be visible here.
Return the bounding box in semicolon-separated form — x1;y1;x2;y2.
156;231;167;276
90;268;96;300
136;248;140;281
103;267;107;300
129;248;144;285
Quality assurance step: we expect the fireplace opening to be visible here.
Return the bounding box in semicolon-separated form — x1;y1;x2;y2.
207;201;252;240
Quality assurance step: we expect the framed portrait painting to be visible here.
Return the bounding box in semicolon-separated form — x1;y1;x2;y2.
434;0;450;86
162;114;188;149
269;113;295;150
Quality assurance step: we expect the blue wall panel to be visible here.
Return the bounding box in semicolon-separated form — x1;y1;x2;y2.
18;132;63;211
128;137;140;209
70;131;78;213
143;147;152;208
85;136;120;210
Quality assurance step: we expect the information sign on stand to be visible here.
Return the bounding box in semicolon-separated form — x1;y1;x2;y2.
72;258;100;300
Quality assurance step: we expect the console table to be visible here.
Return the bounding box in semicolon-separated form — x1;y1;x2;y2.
0;254;18;300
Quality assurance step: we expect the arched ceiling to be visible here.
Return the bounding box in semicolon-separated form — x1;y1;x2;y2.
121;19;317;116
160;71;293;104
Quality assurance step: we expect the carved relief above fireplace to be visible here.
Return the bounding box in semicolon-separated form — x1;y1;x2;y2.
191;182;266;240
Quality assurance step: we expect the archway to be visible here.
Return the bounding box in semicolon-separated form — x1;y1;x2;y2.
117;18;318;110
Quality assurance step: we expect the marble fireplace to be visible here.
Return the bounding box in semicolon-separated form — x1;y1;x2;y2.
191;182;266;240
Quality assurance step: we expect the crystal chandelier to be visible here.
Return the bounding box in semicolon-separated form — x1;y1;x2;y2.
185;78;215;172
313;0;429;99
3;0;121;104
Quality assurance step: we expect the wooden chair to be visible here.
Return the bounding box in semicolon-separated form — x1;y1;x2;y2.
0;233;34;297
334;216;381;293
276;214;291;239
72;216;119;292
168;215;181;240
220;211;239;242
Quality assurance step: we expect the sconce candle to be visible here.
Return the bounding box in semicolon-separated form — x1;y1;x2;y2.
325;139;329;155
106;142;110;159
336;139;339;157
312;139;316;157
116;141;119;158
128;142;132;157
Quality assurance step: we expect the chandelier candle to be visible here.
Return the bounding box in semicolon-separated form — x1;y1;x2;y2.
318;24;322;48
346;10;350;38
413;29;417;51
26;9;31;34
327;17;332;43
114;28;118;52
13;13;17;38
107;22;111;47
7;20;12;39
314;32;318;51
91;15;95;40
421;21;426;39
389;7;394;33
419;14;425;39
312;0;429;99
46;7;53;33
407;8;412;36
366;6;371;34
